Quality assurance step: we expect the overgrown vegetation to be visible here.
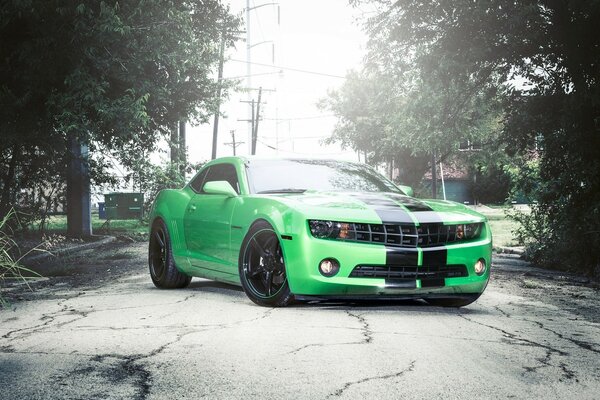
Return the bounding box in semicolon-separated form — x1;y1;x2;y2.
0;211;41;307
0;1;240;230
331;0;600;276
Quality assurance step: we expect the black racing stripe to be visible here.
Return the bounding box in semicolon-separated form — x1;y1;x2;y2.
385;193;445;223
422;248;448;266
385;194;434;212
386;248;419;266
350;194;413;224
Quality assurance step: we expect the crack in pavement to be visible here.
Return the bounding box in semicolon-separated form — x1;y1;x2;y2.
326;360;416;398
346;310;373;344
86;328;197;400
1;305;92;341
287;340;364;355
458;313;579;381
288;312;372;355
493;304;512;318
1;308;63;340
1;301;274;346
529;320;600;355
457;314;568;356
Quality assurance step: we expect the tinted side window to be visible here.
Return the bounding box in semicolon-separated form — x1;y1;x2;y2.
189;168;209;193
203;163;240;194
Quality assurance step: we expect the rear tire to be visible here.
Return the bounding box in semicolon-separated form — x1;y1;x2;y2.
239;220;294;307
149;219;191;289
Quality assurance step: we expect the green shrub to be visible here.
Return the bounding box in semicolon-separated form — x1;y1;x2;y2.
0;210;41;307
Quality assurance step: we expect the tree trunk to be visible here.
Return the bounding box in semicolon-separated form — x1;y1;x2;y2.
66;136;92;237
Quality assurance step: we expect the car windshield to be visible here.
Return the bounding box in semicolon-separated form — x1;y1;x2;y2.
247;159;403;194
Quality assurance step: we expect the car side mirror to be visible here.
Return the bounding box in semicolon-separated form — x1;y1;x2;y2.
398;185;414;197
203;181;238;197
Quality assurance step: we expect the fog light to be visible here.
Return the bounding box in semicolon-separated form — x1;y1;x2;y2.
319;258;340;277
474;258;486;275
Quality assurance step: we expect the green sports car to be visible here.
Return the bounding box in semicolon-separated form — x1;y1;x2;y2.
148;157;491;307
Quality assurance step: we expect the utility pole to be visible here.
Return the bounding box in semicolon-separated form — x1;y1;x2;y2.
239;93;267;155
224;130;244;156
245;1;279;153
431;150;438;199
170;124;178;166
179;120;186;176
246;0;252;153
252;87;263;155
212;27;227;160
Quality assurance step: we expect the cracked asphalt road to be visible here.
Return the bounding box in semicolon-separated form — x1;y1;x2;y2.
1;242;599;399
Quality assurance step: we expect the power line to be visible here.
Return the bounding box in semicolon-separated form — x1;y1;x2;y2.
256;138;354;156
223;71;283;80
263;114;336;121
230;59;346;79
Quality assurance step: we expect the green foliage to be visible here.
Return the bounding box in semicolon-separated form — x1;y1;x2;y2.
321;4;503;188
465;146;513;204
351;0;600;275
128;160;204;214
0;210;41;307
0;1;239;222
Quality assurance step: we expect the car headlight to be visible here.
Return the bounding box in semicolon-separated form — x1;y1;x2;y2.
308;220;355;240
456;223;483;240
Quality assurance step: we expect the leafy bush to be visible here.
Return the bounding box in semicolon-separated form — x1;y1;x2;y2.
0;210;41;307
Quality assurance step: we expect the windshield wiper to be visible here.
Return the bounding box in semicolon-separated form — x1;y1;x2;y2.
257;188;307;194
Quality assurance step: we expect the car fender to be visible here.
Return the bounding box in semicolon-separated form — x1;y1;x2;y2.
149;187;193;257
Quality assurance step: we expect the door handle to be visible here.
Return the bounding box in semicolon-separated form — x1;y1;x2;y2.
189;204;197;212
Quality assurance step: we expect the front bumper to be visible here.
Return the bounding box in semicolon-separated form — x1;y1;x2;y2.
282;231;492;297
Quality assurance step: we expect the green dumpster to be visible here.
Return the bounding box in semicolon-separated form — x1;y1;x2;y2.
104;192;144;220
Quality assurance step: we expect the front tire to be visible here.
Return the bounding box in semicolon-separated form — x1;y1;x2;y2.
239;220;294;307
149;219;191;289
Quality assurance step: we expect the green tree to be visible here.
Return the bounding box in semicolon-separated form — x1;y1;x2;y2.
321;70;432;187
0;1;239;230
321;13;503;189
352;0;600;274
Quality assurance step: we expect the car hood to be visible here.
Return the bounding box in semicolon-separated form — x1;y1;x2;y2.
261;191;485;224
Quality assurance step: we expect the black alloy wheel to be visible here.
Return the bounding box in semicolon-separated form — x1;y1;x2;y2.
149;219;191;289
239;220;293;307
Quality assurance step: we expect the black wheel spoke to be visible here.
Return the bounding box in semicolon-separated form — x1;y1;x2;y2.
248;264;264;277
155;231;165;248
263;271;273;296
251;237;268;258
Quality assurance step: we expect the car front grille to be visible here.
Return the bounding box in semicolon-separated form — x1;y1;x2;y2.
347;223;473;248
349;264;468;280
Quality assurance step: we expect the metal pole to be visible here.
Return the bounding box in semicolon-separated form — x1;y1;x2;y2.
170;124;178;166
212;28;226;160
246;0;252;153
179;120;186;175
232;130;237;156
251;99;255;155
252;87;262;155
440;161;446;201
431;151;437;199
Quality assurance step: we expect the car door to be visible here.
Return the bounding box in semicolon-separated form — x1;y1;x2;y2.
183;163;241;275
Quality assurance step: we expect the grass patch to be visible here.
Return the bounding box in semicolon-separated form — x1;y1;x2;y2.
487;215;520;248
40;214;148;236
1;210;42;307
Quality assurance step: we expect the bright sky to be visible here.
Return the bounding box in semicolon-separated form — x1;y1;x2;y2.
183;0;368;164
